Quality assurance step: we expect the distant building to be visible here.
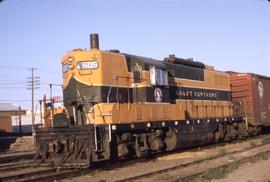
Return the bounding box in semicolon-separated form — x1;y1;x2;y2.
12;110;42;133
0;103;26;133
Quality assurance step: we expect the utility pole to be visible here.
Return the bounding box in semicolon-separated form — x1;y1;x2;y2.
27;68;40;133
18;106;22;134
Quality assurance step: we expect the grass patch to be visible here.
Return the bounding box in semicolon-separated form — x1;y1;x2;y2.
261;153;269;160
261;136;270;144
200;157;238;182
249;153;269;163
18;159;31;167
218;148;226;156
250;141;257;148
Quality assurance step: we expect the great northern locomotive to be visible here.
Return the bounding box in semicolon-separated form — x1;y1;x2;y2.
34;34;269;167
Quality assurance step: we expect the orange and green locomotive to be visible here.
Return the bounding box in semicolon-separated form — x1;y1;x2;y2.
34;34;259;167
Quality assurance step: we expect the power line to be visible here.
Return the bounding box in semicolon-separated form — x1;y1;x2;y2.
0;87;28;89
0;77;27;80
1;66;28;70
0;82;28;85
0;77;27;79
2;65;60;74
38;68;60;75
0;99;32;102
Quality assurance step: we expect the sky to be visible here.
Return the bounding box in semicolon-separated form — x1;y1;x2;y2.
0;0;270;110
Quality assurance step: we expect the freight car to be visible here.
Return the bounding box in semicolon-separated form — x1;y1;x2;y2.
230;73;270;134
34;34;266;168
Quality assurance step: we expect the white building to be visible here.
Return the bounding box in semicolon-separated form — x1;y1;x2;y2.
12;110;42;134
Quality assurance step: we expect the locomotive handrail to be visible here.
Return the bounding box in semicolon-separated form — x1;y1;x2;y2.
72;105;77;125
107;86;113;103
39;100;43;125
127;77;130;109
115;76;132;108
76;89;91;124
94;124;98;151
108;124;112;142
241;100;248;130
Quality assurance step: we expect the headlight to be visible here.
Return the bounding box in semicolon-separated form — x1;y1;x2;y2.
67;56;74;62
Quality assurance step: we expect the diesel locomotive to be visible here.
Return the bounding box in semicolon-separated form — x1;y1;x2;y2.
34;34;267;167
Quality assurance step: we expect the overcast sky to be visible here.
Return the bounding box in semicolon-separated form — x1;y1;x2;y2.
0;0;270;109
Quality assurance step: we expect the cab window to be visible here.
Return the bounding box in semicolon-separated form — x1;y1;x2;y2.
133;63;142;83
62;64;69;73
149;66;168;86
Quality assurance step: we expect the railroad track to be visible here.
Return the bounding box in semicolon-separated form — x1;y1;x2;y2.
0;161;33;172
0;134;269;182
0;154;91;182
0;151;34;163
0;165;92;182
0;150;33;155
116;142;270;182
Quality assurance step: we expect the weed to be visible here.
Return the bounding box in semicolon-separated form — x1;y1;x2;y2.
200;167;226;181
228;155;236;162
218;148;226;156
261;136;270;144
250;141;257;148
250;153;269;163
261;153;269;160
200;157;238;181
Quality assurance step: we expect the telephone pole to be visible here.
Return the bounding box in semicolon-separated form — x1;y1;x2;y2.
27;68;40;133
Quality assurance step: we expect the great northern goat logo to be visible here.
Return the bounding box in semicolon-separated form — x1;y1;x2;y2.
258;81;264;98
154;88;162;102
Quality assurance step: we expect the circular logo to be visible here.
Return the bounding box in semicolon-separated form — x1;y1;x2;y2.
154;87;163;102
258;81;264;98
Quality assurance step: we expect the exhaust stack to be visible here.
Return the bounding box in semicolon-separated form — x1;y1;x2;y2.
90;33;99;49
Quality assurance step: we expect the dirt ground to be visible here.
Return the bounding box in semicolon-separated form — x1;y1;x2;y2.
0;136;34;153
211;157;270;182
62;135;270;182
